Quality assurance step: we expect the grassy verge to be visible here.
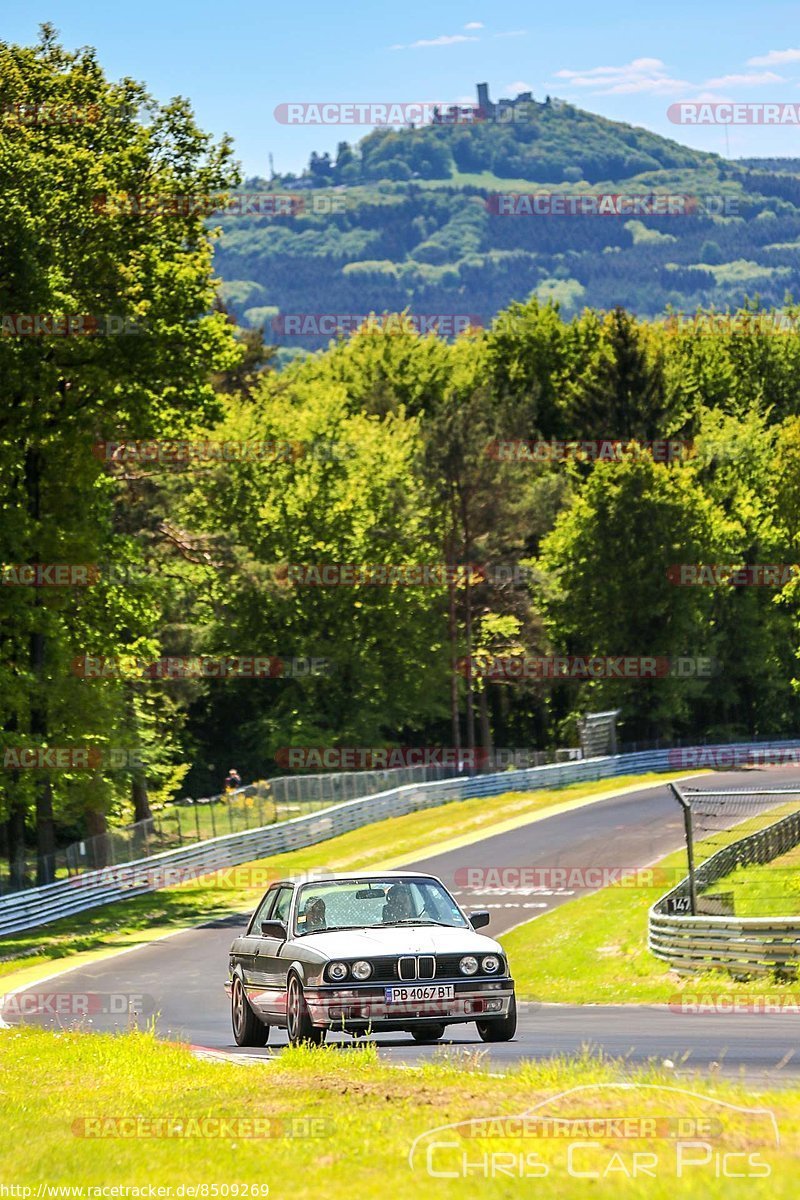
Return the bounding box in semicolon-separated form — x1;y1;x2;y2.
700;842;800;916
502;801;800;1004
0;1027;797;1197
0;772;691;985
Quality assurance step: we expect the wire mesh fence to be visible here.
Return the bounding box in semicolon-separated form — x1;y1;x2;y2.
0;762;469;894
668;783;800;917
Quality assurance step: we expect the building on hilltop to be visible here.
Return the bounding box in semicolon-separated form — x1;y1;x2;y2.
433;83;540;125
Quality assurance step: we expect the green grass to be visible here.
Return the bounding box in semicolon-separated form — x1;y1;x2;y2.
0;772;687;983
0;1027;797;1196
418;166;737;195
502;801;800;1003
699;842;800;917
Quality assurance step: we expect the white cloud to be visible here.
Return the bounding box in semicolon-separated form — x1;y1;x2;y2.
493;30;527;39
692;90;735;103
552;58;689;95
704;71;783;87
506;81;535;94
747;48;800;66
464;21;484;30
400;33;480;48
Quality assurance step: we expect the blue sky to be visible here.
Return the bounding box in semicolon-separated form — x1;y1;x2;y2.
4;0;800;175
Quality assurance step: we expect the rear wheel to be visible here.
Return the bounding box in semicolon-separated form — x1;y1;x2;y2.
231;976;269;1047
286;974;326;1046
411;1023;446;1043
476;995;517;1043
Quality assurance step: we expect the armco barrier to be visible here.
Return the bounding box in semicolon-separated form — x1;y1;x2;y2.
2;737;799;938
649;801;800;977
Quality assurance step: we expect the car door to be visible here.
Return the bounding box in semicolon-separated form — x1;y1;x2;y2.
233;887;280;1013
256;885;294;1018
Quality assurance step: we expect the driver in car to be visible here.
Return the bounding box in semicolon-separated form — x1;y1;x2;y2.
303;896;327;931
382;883;416;923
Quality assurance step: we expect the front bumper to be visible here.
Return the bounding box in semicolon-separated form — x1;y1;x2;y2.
304;977;515;1030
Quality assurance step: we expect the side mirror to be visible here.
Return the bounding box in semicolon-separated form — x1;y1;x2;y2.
261;919;288;940
469;910;490;929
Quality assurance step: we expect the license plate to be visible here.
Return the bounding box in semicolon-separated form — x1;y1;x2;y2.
384;985;454;1003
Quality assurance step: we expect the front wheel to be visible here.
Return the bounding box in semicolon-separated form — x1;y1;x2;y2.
286;974;326;1046
476;995;517;1043
231;976;269;1047
411;1023;446;1043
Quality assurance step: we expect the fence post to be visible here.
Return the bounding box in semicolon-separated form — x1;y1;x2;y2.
669;782;698;915
175;806;183;846
194;802;201;843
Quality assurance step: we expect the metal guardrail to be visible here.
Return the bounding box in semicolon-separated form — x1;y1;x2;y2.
649;806;800;977
2;762;470;894
2;736;799;939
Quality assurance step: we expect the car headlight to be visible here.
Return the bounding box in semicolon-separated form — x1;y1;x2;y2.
328;961;348;982
351;960;372;981
482;955;501;974
459;955;479;976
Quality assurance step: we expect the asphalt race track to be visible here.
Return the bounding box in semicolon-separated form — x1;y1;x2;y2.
4;767;800;1077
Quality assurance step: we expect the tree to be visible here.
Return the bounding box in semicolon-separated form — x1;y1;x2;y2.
0;26;241;880
538;454;729;739
566;307;674;442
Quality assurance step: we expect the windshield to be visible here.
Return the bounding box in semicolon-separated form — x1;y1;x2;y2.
293;878;469;935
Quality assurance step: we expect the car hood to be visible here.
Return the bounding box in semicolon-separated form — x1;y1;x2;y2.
291;925;503;959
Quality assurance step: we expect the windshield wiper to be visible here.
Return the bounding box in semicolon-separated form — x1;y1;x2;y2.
381;918;456;927
295;925;365;936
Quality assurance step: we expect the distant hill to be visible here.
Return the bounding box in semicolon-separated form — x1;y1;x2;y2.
212;91;800;355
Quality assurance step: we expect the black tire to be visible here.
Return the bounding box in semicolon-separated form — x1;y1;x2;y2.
476;995;517;1043
231;976;269;1047
286;974;326;1046
411;1023;446;1043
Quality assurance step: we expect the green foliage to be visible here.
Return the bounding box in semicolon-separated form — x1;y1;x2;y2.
213;107;800;338
5;29;800;869
0;27;241;869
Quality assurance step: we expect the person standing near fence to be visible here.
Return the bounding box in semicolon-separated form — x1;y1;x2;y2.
224;767;242;793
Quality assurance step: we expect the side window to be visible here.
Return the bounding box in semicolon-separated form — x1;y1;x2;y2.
250;888;278;934
271;887;293;927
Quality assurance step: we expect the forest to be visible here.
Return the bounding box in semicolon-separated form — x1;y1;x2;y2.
4;32;800;880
